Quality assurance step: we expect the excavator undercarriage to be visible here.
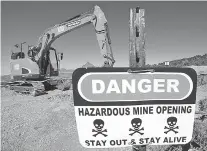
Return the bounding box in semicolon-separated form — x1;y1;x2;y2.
7;80;46;96
6;77;72;96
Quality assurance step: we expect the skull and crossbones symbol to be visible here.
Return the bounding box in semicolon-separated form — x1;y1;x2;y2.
129;118;144;136
92;119;107;137
164;117;179;134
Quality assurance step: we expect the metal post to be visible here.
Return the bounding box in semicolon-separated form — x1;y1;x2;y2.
129;6;147;151
20;43;22;58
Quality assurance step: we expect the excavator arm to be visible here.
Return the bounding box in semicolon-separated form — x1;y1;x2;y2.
31;5;115;75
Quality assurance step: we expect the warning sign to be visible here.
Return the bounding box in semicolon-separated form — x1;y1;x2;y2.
72;68;197;148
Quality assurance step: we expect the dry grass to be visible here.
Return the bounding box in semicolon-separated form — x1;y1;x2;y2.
193;120;207;151
198;98;207;112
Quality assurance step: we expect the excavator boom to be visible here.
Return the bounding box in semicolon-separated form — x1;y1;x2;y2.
32;5;115;75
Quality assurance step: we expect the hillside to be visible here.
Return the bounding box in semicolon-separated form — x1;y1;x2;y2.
60;68;74;73
158;53;207;67
82;62;95;68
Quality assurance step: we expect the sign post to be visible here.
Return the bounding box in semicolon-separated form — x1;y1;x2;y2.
130;6;147;151
129;7;146;68
72;67;197;149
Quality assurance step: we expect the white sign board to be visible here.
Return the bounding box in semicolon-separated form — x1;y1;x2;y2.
72;68;197;148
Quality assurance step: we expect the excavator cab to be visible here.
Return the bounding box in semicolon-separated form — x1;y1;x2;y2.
44;47;62;77
11;52;25;60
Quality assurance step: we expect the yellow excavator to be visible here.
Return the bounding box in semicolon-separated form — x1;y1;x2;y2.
7;5;115;96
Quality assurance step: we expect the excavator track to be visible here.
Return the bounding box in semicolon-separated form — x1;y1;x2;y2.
6;78;72;97
7;81;46;96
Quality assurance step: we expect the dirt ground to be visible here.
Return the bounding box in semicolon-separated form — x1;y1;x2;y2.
1;88;133;151
1;80;207;151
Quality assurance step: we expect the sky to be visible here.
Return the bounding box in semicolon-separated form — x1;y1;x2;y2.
1;1;207;75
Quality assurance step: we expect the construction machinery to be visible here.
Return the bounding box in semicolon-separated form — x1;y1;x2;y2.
7;5;115;96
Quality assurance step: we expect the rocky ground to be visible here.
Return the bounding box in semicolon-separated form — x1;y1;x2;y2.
1;88;133;151
1;69;207;151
